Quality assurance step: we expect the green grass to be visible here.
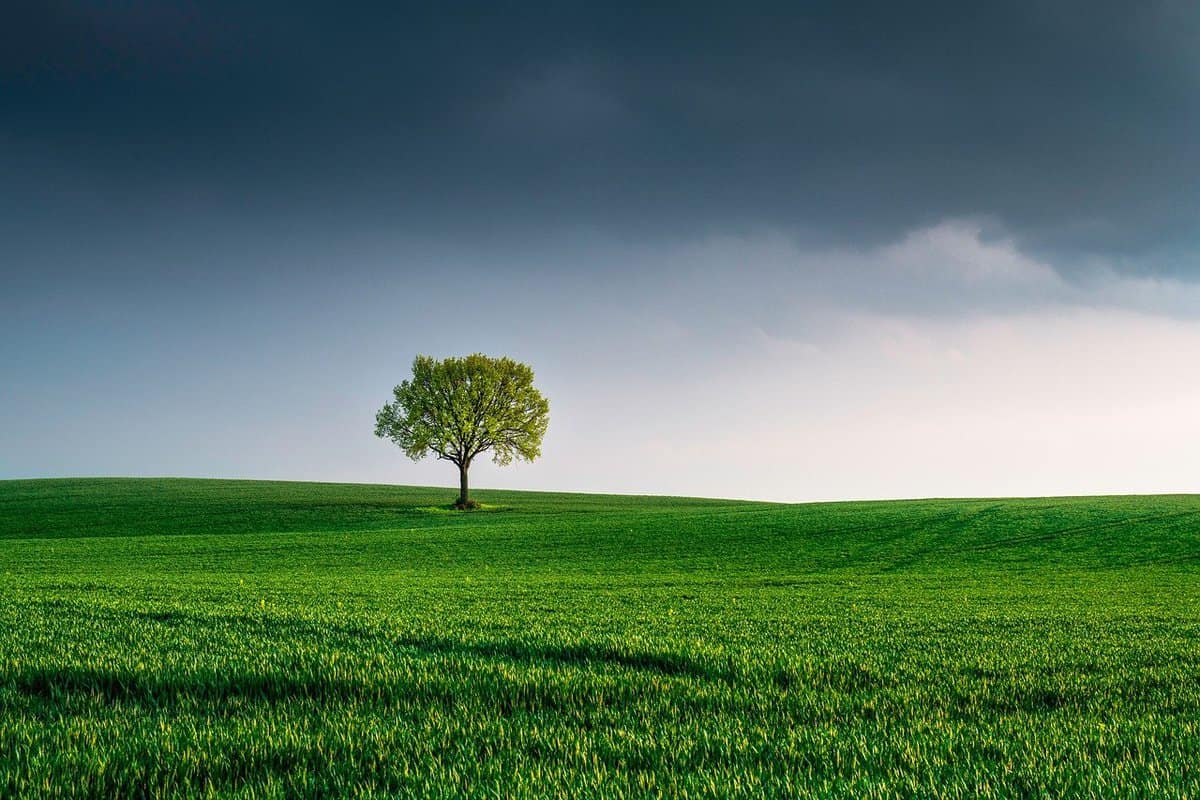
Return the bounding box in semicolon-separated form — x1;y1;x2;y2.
1;478;1198;798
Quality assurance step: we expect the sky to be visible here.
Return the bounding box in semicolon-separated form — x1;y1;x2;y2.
4;1;1200;501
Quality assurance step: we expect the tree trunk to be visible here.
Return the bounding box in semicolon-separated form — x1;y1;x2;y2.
458;463;470;508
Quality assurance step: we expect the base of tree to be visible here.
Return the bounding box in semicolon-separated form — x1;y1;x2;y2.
453;499;481;511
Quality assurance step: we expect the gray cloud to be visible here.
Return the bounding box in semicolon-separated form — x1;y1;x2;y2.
5;1;1200;275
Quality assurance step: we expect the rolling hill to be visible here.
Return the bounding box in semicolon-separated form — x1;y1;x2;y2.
1;478;1197;797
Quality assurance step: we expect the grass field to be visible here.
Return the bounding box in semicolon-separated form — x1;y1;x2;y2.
1;478;1198;798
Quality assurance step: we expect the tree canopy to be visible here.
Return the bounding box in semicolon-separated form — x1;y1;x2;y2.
374;354;549;508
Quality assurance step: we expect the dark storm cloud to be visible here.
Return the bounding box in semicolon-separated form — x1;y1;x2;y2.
4;1;1199;269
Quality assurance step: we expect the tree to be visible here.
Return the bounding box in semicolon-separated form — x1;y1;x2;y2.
374;354;550;509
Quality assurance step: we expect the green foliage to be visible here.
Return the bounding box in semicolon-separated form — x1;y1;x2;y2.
1;478;1199;797
374;354;549;469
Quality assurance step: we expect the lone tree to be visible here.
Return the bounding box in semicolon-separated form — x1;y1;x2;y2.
375;354;550;509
